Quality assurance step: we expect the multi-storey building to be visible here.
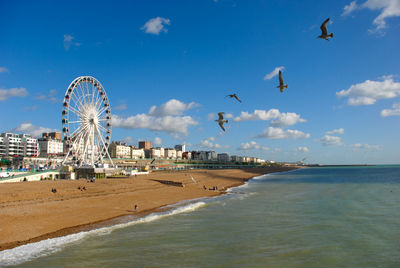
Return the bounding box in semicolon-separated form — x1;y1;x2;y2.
38;132;63;157
0;133;39;157
176;150;182;159
230;155;241;162
150;147;161;158
164;148;176;159
138;141;152;150
182;151;192;160
42;132;61;140
108;141;131;158
174;144;186;153
217;153;230;162
131;147;145;159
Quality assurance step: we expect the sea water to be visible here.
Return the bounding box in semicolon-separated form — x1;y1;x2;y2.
1;166;400;267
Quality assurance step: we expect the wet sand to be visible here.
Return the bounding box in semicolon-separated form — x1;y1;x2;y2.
0;167;298;251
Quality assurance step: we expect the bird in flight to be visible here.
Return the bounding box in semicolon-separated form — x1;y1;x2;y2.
318;18;333;41
277;70;288;93
226;93;242;103
215;112;228;131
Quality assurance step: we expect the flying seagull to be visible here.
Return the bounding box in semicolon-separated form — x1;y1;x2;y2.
277;70;288;93
215;112;228;131
225;93;242;103
318;18;333;41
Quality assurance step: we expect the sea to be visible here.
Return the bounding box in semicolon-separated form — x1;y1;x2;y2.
1;166;400;267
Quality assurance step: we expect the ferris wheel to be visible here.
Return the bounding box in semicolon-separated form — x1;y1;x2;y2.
62;76;114;167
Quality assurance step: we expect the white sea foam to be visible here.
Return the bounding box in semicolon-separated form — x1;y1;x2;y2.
0;201;206;267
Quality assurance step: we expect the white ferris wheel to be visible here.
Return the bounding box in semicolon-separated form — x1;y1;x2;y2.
62;76;114;167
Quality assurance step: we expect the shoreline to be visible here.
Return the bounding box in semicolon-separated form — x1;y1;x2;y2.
0;167;299;252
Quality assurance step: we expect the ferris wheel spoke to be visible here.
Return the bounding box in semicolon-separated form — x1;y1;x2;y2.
70;90;84;109
97;106;107;117
68;120;83;124
78;83;88;105
69;106;88;120
97;124;108;133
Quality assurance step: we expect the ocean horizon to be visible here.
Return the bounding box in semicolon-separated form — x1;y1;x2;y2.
1;166;400;267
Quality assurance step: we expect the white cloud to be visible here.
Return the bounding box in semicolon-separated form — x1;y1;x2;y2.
153;137;162;145
112;99;198;136
233;109;306;127
336;76;400;106
198;137;229;149
12;122;58;138
381;103;400;117
326;128;344;135
112;114;198;136
296;146;309;153
351;143;381;150
318;135;343;146
141;17;170;35
264;66;285;80
363;0;400;31
0;87;28;101
256;127;310;140
238;141;260;150
35;89;58;103
233;109;281;122
149;99;198;116
0;67;8;73
342;1;359;16
114;104;128;111
343;0;400;32
270;112;306;127
63;34;81;51
238;141;270;151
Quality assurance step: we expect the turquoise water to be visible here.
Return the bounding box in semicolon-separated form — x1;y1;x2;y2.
2;166;400;267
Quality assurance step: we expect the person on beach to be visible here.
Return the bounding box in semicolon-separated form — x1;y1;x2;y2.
134;204;138;212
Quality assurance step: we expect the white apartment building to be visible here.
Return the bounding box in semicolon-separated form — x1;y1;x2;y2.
108;142;131;158
164;148;177;159
150;148;162;158
0;133;39;157
131;147;145;159
38;139;63;157
176;150;182;159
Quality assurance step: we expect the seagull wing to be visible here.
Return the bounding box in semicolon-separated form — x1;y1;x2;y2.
219;121;226;131
234;95;242;103
320;18;329;35
279;70;284;86
218;112;224;120
225;94;232;98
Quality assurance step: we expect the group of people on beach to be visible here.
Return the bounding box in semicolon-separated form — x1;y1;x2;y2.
203;185;219;191
77;186;86;191
51;188;57;193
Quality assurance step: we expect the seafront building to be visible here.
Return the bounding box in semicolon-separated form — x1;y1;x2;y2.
0;133;39;157
217;153;230;162
138;141;152;150
108;141;131;158
38;132;63;157
0;131;269;170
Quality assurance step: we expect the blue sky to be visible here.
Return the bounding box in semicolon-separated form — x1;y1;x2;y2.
1;0;400;164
